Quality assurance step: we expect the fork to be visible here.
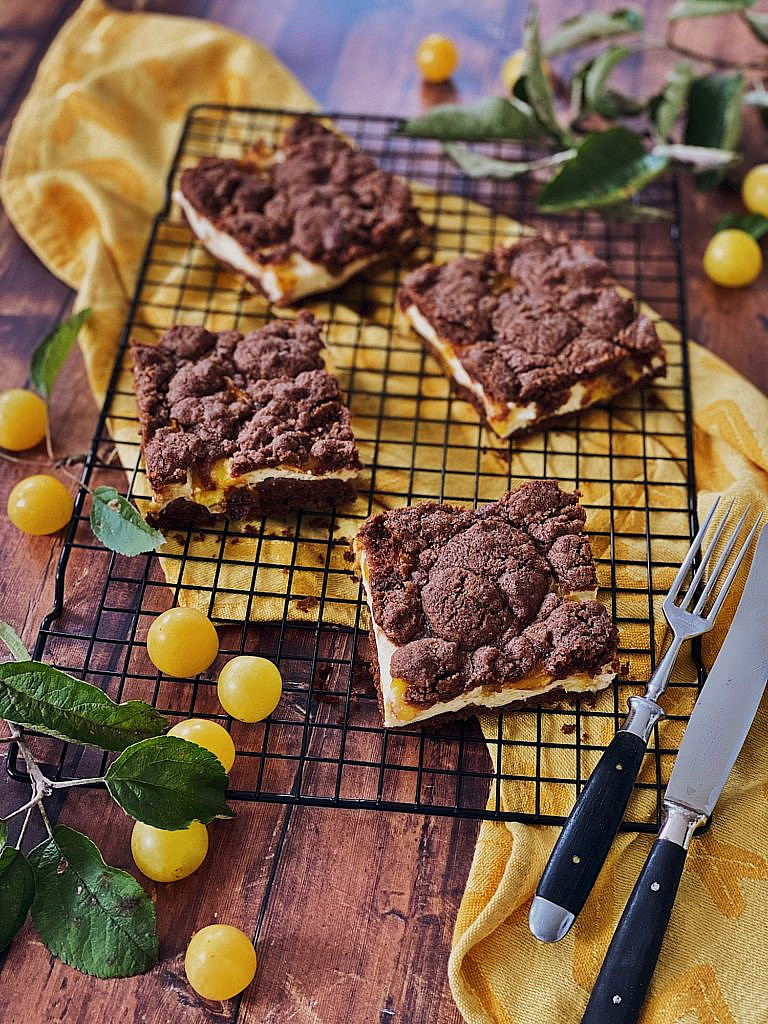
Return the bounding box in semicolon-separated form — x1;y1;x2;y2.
528;499;754;943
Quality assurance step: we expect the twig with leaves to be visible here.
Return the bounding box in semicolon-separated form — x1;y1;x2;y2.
6;309;166;557
0;623;233;977
397;1;768;216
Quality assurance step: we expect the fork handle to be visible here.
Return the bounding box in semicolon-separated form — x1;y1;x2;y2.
529;697;664;943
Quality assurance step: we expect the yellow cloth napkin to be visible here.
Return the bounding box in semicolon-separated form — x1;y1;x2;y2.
1;0;314;401
452;355;768;1023
3;2;768;1021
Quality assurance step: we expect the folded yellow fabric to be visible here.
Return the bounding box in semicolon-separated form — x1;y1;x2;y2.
450;304;768;1024
1;0;314;401
3;3;768;1022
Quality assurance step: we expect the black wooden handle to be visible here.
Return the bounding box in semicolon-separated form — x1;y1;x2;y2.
534;730;647;927
581;838;687;1024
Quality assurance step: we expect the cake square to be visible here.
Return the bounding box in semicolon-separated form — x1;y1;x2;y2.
175;114;424;305
353;481;619;728
398;234;667;439
132;311;361;526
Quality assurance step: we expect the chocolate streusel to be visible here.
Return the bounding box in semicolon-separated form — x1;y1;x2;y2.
398;235;666;435
354;481;619;725
179;115;423;275
132;312;361;525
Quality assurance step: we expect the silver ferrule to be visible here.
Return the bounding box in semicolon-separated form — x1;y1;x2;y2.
620;695;665;742
659;801;707;849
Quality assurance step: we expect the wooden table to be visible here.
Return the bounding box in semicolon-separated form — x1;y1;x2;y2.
1;3;766;1021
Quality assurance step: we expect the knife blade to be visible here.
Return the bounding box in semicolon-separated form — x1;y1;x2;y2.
665;521;768;818
581;521;768;1024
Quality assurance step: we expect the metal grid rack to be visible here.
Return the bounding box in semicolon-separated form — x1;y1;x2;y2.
8;106;702;831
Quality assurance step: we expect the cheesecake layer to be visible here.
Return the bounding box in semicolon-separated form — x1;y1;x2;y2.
176;190;397;304
153;459;358;513
398;235;667;439
177;114;424;303
354;481;619;728
149;459;358;526
405;304;666;438
131;313;361;526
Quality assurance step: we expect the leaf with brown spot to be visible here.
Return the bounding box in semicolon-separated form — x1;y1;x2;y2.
29;826;157;978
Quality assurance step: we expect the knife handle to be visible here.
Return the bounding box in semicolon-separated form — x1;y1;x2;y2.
580;836;688;1024
530;700;662;943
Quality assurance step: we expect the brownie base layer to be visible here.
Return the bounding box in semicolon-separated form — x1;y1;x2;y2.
365;622;611;731
146;477;356;528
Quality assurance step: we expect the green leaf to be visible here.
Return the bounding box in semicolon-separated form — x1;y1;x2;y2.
0;622;30;662
105;736;234;829
713;212;768;239
29;826;157;978
596;90;646;119
569;64;590;122
0;822;7;850
684;73;744;187
537;127;668;213
569;46;643;123
443;143;574;180
522;5;573;145
90;486;165;557
583;45;635;115
653;143;738;170
511;72;531;106
668;0;754;18
743;9;768;41
29;309;91;400
397;96;542;142
0;846;35;950
0;660;167;751
598;202;673;221
650;62;695;141
544;8;644;56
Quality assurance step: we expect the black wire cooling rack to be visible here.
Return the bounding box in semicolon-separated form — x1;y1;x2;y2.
8;106;703;830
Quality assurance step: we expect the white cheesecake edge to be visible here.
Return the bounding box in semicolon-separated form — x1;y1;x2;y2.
403;304;665;439
176;190;412;304
356;548;616;729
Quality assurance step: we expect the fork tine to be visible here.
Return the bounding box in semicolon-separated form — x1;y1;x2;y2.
701;514;762;623
691;504;749;614
680;500;735;611
664;498;720;605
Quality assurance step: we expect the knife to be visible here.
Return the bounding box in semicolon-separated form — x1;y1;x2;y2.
581;522;768;1024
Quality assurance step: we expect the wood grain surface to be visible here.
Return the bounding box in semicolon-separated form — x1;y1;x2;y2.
0;3;766;1023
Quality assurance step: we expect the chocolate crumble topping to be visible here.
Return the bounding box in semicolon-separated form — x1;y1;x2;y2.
398;235;666;410
179;115;423;272
132;311;361;490
356;481;618;709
